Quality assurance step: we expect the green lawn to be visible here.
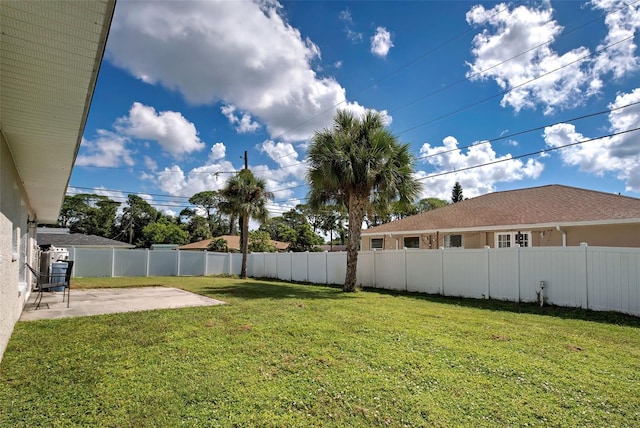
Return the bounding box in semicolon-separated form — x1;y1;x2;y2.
1;277;639;427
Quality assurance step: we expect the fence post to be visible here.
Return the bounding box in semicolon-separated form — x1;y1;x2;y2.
581;243;589;309
204;250;208;276
176;250;181;277
440;248;445;295
517;246;521;303
404;249;408;291
111;248;115;278
145;249;150;277
485;246;491;299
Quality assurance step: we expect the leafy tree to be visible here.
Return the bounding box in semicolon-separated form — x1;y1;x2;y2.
140;217;188;247
118;194;160;246
219;169;273;278
58;194;120;237
451;182;464;203
208;237;229;252
416;197;449;212
259;209;323;252
179;207;213;243
316;204;347;250
188;190;228;236
307;109;421;291
248;230;276;253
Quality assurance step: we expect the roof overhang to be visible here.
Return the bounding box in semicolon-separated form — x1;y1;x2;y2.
361;218;640;236
0;0;116;223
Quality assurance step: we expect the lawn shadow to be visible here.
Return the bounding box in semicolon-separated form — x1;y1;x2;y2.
363;287;640;328
200;280;347;301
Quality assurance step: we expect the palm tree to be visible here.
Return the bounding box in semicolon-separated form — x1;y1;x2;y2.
219;169;273;278
307;109;421;292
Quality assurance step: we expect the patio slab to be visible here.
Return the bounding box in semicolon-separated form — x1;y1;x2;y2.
20;287;226;321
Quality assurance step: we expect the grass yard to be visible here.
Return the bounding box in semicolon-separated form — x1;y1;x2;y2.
1;276;639;427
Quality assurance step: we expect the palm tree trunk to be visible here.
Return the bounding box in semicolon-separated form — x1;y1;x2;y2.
240;215;249;278
344;194;366;292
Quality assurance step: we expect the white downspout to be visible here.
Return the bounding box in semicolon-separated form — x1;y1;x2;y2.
556;225;566;247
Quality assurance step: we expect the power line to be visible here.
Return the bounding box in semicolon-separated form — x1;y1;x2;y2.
417;127;640;181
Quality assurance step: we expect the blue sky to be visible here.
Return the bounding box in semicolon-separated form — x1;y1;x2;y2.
71;0;640;218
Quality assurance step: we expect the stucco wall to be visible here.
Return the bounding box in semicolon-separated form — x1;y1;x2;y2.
0;131;33;362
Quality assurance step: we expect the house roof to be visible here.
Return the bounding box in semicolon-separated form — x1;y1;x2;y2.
37;232;134;249
0;1;116;223
363;185;640;235
178;235;290;252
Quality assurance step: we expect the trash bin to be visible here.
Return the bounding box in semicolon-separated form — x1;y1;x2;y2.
49;262;68;292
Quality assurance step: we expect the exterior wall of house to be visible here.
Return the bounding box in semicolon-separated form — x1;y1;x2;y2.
564;224;639;247
0;131;35;362
362;223;639;252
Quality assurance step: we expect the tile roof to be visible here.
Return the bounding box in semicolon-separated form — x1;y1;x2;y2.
37;233;134;248
178;235;290;251
363;185;640;235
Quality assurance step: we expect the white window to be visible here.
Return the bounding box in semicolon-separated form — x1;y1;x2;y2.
371;238;383;250
444;234;464;248
496;231;531;248
403;237;420;249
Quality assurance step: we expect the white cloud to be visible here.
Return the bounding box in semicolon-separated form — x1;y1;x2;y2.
107;0;382;142
209;143;226;161
143;155;158;170
154;160;238;197
339;9;353;24
590;0;640;84
370;27;394;58
116;102;205;158
544;88;640;192
417;136;544;200
466;2;640;114
220;104;261;133
466;3;590;114
334;60;343;69
76;130;134;167
258;139;307;180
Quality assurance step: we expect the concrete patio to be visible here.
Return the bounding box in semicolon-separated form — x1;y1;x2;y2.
20;287;226;321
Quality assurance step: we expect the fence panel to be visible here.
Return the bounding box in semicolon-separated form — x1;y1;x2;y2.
73;248;113;277
148;250;178;276
262;253;278;279
442;249;488;298
519;247;586;307
291;253;309;282
326;252;346;286
488;248;519;301
229;254;243;276
248;253;265;278
406;250;443;294
179;251;206;276
357;251;374;287
276;253;292;281
587;247;640;316
308;252;328;284
206;252;229;275
113;249;147;277
374;250;406;290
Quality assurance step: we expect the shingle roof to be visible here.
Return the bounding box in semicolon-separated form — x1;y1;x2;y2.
178;235;290;251
37;233;134;248
363;185;640;235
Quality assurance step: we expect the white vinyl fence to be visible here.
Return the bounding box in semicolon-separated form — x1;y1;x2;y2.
65;246;640;316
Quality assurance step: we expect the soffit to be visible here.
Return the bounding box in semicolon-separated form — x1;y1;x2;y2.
0;0;115;223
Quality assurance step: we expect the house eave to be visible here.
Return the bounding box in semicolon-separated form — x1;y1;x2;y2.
361;218;640;236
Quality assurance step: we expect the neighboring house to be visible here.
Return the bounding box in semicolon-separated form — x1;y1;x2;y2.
318;245;347;252
178;235;290;252
361;185;640;250
0;2;115;362
37;228;135;250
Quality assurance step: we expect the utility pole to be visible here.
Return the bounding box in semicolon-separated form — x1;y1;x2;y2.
244;150;248;170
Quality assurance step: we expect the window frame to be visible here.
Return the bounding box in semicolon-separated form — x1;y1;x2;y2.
403;236;420;249
495;231;531;248
370;238;384;250
444;234;464;248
